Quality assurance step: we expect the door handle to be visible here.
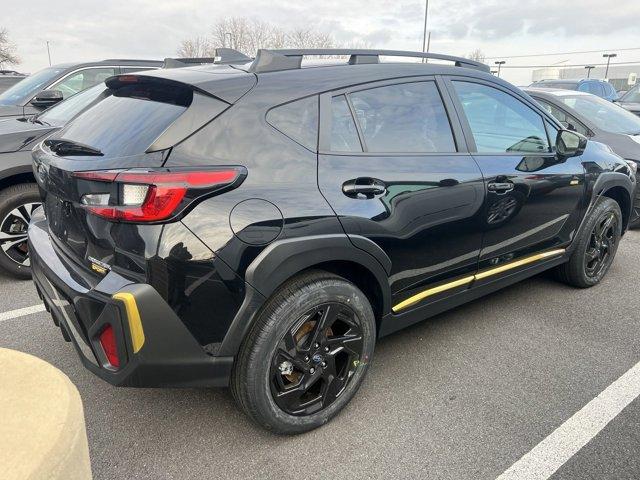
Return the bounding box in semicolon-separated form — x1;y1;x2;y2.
487;181;514;193
342;178;386;198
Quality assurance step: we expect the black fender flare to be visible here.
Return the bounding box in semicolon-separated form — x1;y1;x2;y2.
218;234;391;357
571;171;635;250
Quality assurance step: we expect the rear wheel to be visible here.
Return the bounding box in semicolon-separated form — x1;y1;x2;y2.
0;183;41;279
556;197;622;288
231;270;375;434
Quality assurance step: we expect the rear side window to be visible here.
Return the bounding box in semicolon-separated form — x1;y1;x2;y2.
348;81;456;153
53;84;190;158
453;81;550;153
267;96;318;151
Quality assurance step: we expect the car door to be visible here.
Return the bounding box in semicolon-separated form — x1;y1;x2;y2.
446;78;586;284
317;77;485;314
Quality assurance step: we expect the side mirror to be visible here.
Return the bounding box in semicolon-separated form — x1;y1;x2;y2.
556;130;588;158
30;90;63;109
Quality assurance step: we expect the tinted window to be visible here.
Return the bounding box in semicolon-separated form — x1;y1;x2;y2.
557;94;640;134
0;66;66;106
330;95;361;152
453;81;549;153
121;67;159;73
53;84;189;158
348;81;456;153
536;82;579;90
621;84;640;103
534;98;590;136
52;67;117;99
38;84;109;127
267;96;318;151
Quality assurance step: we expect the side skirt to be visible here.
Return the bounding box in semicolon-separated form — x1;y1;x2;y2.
378;255;568;337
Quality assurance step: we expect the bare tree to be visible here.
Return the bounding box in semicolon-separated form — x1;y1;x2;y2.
180;17;344;59
0;28;20;69
467;48;486;63
176;36;215;58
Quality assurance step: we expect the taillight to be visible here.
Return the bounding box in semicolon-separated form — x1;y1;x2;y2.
73;167;245;222
99;324;120;368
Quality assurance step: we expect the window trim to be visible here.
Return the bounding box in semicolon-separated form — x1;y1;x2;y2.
319;75;465;156
444;76;559;156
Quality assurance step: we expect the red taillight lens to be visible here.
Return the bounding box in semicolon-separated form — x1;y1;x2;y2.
74;168;244;222
99;324;120;368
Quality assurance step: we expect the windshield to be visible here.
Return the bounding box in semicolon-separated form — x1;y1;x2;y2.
37;84;109;127
620;84;640;103
0;66;66;106
558;94;640;135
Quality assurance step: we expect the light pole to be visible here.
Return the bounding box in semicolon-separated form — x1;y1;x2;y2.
224;32;233;49
584;65;595;78
421;0;429;63
46;41;51;66
495;60;505;78
602;53;617;79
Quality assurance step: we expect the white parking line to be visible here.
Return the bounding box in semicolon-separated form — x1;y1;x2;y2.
0;304;46;322
497;360;640;480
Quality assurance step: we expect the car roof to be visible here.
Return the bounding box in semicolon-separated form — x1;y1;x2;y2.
51;59;163;70
524;87;592;97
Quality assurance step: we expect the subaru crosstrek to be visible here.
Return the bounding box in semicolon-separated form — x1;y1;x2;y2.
28;49;636;434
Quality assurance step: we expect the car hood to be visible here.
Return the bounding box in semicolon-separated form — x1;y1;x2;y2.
592;130;640;163
0;118;58;153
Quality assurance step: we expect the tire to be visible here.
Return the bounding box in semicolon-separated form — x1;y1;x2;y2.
231;270;376;434
0;183;41;280
629;177;640;229
556;197;622;288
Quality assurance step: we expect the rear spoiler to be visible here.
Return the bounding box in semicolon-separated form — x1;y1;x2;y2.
163;48;252;69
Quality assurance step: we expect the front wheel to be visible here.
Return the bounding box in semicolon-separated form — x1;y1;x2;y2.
556;197;622;288
0;183;41;279
231;270;376;434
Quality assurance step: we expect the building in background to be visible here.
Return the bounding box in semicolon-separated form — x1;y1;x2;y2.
532;64;639;92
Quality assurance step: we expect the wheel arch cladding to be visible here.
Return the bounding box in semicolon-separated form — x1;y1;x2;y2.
217;234;392;357
601;186;631;232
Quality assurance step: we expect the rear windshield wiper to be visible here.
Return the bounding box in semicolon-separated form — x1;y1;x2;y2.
44;139;103;157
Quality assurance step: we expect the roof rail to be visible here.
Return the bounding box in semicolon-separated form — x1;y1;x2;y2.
163;48;252;69
249;49;490;74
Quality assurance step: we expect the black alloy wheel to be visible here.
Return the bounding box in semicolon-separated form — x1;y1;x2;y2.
584;211;618;279
270;302;364;416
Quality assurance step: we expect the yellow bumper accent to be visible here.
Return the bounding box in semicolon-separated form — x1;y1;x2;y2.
112;292;145;353
392;248;566;313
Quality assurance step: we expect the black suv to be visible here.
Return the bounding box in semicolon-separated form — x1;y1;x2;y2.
28;49;635;434
0;59;162;119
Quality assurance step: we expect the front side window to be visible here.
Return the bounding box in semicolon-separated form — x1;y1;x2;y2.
329;95;362;152
453;81;550;153
51;67;117;99
535;98;590;136
0;66;66;106
267;96;318;151
348;81;456;153
621;84;640;103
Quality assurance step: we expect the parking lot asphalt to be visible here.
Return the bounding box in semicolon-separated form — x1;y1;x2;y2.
1;232;640;480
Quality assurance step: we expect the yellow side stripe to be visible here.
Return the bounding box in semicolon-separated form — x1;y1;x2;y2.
112;292;145;353
392;276;475;313
392;248;566;313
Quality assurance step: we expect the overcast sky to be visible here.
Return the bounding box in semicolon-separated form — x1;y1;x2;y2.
4;0;640;85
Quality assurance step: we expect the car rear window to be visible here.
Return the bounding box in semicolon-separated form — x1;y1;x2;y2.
266;96;318;151
52;83;190;158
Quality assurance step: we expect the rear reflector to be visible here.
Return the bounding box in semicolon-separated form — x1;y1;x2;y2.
98;325;120;368
74;167;245;222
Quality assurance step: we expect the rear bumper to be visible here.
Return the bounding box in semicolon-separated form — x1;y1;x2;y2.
28;213;233;388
